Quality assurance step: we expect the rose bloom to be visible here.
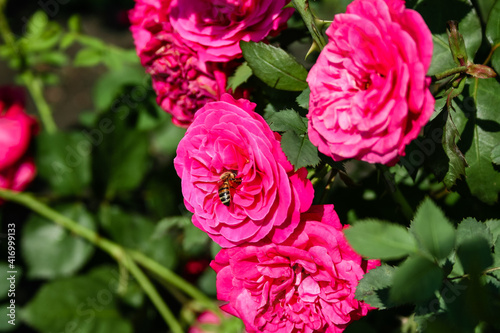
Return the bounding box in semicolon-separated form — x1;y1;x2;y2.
0;86;38;201
307;0;435;166
169;0;294;62
174;94;314;248
129;0;228;127
211;205;380;333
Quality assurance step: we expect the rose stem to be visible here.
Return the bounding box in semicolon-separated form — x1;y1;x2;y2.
0;189;220;330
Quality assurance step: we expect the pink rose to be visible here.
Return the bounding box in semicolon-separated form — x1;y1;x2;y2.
169;0;294;62
211;205;380;333
0;86;38;201
307;0;435;166
129;0;229;127
174;94;314;248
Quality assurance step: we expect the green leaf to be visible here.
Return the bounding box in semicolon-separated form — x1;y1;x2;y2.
492;47;500;74
26;11;49;38
266;109;308;134
197;268;217;298
21;203;96;279
296;88;310;110
442;107;468;188
36;131;91;196
476;0;497;23
456;217;494;247
457;236;494;275
0;264;21;302
74;47;103;67
99;206;178;270
390;256;444;304
492;143;500;165
344;219;419;260
410;198;456;259
486;219;500;244
87;266;144;309
0;303;16;331
280;130;320;170
486;0;500;45
91;113;150;199
227;62;252;91
240;41;308;91
417;0;482;76
355;264;396;309
68;15;81;33
459;78;500;204
22;273;132;333
92;65;146;111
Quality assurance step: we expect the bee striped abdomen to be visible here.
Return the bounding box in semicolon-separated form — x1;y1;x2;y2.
218;183;231;206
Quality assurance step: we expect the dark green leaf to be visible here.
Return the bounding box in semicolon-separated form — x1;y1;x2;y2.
491;145;500;165
457;236;494;276
459;78;500;204
92;65;146;111
182;222;210;256
21;204;95;279
74;47;103;67
355;264;396;309
68;15;81;33
344;219;418;260
390;256;444;304
197;269;217;298
296;88;310;110
36;131;91;196
280;130;320;170
99;206;177;270
266;109;308;134
22;273;132;333
442;107;468;188
417;0;482;76
456;217;494;247
227;62;252;91
410;198;456;259
91;113;150;199
87;266;144;309
240;41;308;91
0;303;16;331
486;219;500;244
486;0;500;45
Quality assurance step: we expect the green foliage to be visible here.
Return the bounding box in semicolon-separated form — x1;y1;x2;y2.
457;79;500;204
350;198;500;331
354;264;395;309
410;198;456;259
227;62;253;91
344;219;419;260
240;41;309;91
36;131;92;196
265;108;320;169
22;267;133;333
390;256;444;303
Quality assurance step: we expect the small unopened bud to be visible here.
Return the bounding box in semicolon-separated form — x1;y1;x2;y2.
447;20;468;66
466;64;497;79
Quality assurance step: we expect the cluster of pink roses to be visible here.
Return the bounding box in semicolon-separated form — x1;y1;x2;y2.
0;86;38;204
129;0;293;127
174;94;379;333
132;0;435;331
